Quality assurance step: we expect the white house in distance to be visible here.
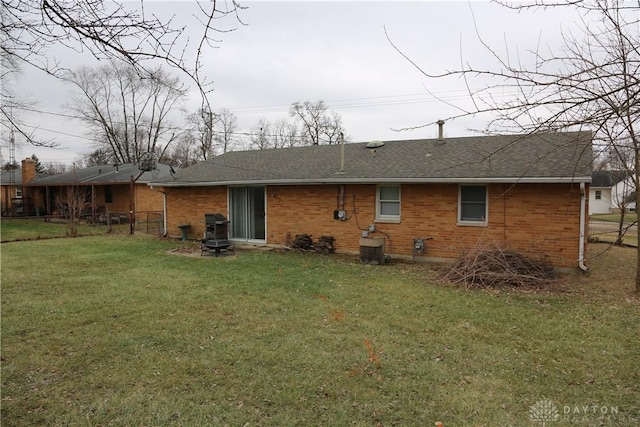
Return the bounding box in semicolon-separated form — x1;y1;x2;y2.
589;171;636;214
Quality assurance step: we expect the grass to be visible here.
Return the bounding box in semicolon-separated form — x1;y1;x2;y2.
0;218;132;242
593;232;638;247
1;236;639;426
591;213;638;224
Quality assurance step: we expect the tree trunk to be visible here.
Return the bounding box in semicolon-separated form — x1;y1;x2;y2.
616;208;626;246
636;191;640;293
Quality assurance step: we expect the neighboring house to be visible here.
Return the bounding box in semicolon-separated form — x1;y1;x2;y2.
0;159;45;216
589;171;619;214
150;131;593;270
1;167;25;216
612;175;636;213
24;160;173;221
589;170;636;214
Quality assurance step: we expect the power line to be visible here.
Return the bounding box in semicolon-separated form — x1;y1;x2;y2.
19;123;87;140
10;86;537;145
12;87;529;120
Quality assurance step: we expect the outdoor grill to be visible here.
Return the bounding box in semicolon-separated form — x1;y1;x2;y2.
201;213;233;256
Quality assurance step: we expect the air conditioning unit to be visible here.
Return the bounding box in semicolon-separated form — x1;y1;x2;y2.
359;236;385;265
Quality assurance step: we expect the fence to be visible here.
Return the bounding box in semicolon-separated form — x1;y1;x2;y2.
1;211;165;239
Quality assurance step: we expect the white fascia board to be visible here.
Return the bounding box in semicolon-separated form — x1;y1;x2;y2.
150;176;592;187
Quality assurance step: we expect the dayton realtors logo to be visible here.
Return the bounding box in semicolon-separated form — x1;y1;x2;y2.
529;399;560;426
528;399;630;425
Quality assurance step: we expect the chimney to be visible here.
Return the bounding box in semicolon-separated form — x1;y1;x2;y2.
22;157;36;184
437;119;445;141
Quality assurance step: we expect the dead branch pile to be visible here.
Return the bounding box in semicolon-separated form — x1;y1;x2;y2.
315;236;335;254
440;246;556;288
291;234;314;250
290;234;335;254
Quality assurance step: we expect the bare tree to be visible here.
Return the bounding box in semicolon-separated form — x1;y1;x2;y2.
187;108;216;160
55;165;90;236
272;117;300;148
81;148;115;167
0;49;54;147
1;1;243;148
163;132;200;167
214;108;238;154
388;0;640;291
44;161;67;175
250;118;272;150
289;100;346;145
66;61;187;164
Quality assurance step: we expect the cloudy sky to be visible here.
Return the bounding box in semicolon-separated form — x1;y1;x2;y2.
6;1;579;165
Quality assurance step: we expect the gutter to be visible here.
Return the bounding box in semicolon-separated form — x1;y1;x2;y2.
149;176;592;188
578;182;588;272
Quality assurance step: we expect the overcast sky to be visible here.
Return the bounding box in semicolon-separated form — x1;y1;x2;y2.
5;1;580;165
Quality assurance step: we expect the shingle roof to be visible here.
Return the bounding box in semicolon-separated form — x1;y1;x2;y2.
0;168;46;185
27;163;174;186
153;131;593;187
1;168;23;185
591;170;628;188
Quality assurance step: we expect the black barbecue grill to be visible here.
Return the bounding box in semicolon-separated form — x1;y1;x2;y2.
201;213;233;256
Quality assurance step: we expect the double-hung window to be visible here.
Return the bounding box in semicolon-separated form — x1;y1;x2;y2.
376;185;400;222
458;185;487;225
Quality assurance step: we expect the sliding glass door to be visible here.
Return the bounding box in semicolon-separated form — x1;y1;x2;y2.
229;186;266;242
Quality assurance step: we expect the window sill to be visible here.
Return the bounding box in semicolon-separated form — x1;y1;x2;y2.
375;217;401;224
457;220;488;227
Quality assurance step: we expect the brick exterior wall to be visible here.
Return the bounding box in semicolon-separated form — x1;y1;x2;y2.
161;186;228;240
135;185;164;213
161;182;587;269
88;184;163;214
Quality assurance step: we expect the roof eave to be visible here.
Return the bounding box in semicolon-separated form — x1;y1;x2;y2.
150;176;592;187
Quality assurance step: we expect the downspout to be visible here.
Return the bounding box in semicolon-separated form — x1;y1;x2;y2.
578;182;588;272
162;191;167;236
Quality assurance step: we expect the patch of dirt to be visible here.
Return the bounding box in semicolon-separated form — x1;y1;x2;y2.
167;242;203;257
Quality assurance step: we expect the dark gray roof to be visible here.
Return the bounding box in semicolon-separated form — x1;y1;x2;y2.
153;131;593;187
591;170;628;188
28;163;174;186
0;168;46;185
1;168;23;185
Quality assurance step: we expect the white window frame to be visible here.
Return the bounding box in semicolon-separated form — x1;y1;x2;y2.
15;187;22;198
376;184;401;223
595;190;602;200
458;184;488;226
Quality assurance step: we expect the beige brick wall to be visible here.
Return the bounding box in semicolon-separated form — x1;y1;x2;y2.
135;185;164;213
161;182;587;268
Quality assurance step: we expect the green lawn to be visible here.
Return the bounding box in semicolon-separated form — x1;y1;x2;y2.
1;236;639;426
0;218;130;242
591;213;638;224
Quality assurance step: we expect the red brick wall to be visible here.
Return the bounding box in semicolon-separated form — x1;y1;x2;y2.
160;186;227;240
266;183;583;267
162;182;586;268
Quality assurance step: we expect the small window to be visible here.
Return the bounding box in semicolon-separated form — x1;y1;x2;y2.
15;187;22;198
105;185;113;203
376;185;400;222
459;185;487;225
595;190;602;200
